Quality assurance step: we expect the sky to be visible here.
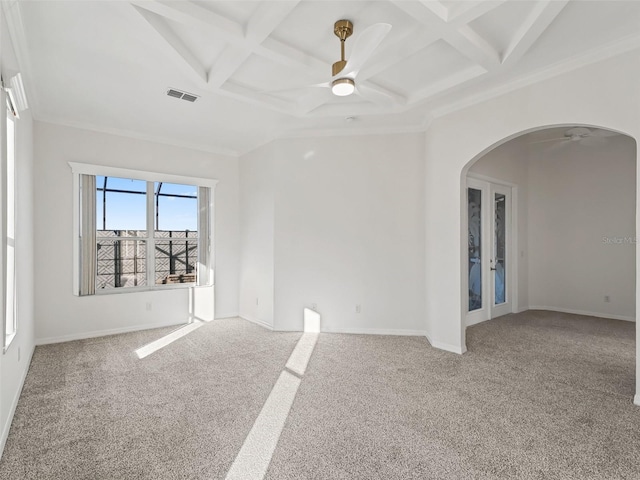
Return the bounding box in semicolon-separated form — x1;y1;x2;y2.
96;176;198;231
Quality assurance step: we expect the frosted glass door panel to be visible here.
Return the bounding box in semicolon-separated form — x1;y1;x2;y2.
468;188;482;311
494;193;506;305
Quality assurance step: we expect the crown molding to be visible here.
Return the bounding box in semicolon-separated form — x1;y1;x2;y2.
35;114;239;158
277;123;428;141
2;0;40;114
430;34;640;119
237;122;429;157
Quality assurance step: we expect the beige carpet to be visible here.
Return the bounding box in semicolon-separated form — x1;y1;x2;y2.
0;310;638;479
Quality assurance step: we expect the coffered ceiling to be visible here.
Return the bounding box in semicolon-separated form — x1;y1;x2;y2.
4;0;640;155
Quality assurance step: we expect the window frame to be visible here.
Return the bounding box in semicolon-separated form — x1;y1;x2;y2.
3;91;17;351
69;162;217;296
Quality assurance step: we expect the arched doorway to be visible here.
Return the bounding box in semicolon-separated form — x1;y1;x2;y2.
459;124;637;399
462;125;637;326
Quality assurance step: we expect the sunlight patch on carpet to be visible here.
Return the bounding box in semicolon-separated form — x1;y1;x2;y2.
225;313;320;480
135;321;204;359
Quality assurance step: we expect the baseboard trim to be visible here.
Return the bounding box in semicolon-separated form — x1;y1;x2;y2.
528;306;635;322
321;326;429;337
35;319;186;345
215;312;239;320
431;340;467;354
1;343;35;458
424;331;467;354
466;316;489;327
240;315;274;331
634;394;640;407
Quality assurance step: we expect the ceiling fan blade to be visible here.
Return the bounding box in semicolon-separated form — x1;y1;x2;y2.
529;137;569;145
355;84;394;106
298;88;332;114
580;136;607;147
590;128;619;138
263;81;330;94
339;23;391;79
545;141;571;153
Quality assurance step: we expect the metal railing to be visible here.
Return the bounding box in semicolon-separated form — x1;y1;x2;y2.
96;230;197;289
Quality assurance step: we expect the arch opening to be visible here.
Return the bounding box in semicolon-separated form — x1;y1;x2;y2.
459;123;638;401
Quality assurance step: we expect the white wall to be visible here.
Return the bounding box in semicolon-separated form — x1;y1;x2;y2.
33;122;239;343
423;49;640;401
238;143;275;328
469;139;529;313
528;134;636;320
239;133;426;335
0;9;36;456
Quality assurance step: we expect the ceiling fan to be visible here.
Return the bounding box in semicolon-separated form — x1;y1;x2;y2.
530;127;619;148
267;20;393;111
326;19;390;97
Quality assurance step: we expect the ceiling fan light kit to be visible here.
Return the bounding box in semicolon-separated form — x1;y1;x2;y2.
331;78;355;96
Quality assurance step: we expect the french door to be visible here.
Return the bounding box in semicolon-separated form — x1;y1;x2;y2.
466;178;513;325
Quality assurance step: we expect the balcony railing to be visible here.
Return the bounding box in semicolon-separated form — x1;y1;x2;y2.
96;229;197;289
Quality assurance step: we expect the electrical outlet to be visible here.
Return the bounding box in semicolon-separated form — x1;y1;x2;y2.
256;297;259;305
604;295;611;303
146;302;152;311
311;303;317;311
355;304;361;313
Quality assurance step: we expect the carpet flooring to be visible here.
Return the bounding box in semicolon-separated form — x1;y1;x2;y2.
0;310;638;479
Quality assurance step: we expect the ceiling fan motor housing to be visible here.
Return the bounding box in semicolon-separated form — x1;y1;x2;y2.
334;19;353;40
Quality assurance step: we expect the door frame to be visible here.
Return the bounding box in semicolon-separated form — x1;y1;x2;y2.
465;173;519;326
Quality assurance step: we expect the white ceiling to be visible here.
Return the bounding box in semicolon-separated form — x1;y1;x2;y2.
5;0;640;155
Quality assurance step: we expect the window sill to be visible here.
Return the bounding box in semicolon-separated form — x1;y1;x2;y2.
92;283;213;296
3;332;16;353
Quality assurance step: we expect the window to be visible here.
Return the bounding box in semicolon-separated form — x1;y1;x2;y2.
70;164;216;295
4;102;17;348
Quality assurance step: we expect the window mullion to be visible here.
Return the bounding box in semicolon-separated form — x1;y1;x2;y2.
146;181;155;287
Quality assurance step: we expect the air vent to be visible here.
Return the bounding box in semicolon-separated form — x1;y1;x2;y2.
166;88;199;102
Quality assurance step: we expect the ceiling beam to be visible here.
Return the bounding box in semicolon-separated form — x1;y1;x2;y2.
207;45;250;89
221;81;296;116
407;65;486;105
446;1;507;26
419;0;448;22
133;6;208;83
502;0;569;66
245;0;301;45
132;1;325;78
356;26;440;82
390;0;500;71
130;0;243;38
448;24;501;70
259;37;327;72
359;80;406;106
208;0;301;89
